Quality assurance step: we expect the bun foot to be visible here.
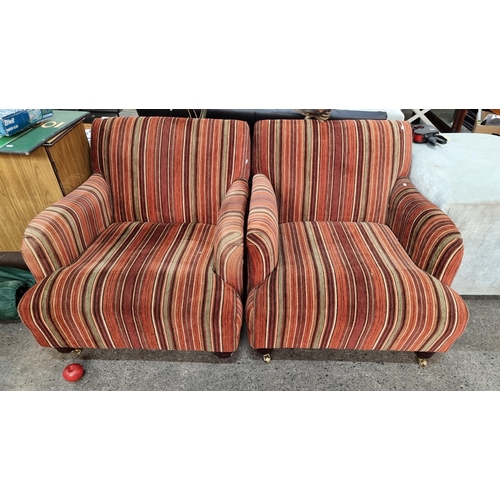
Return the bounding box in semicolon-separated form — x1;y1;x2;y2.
55;348;73;354
215;352;233;359
55;348;82;355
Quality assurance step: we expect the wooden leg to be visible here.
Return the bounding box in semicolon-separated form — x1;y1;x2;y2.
415;351;435;367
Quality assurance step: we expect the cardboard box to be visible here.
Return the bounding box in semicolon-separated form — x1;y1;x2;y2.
0;109;53;137
473;110;500;136
0;110;31;136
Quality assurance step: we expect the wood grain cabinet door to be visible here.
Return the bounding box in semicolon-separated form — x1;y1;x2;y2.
0;121;91;251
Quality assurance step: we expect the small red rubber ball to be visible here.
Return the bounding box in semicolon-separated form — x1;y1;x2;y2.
62;363;85;382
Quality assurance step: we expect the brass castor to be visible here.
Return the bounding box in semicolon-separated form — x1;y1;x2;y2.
257;348;273;363
415;351;434;367
73;349;82;356
417;357;428;368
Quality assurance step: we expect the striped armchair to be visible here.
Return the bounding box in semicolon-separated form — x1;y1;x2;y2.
246;119;469;365
18;117;250;356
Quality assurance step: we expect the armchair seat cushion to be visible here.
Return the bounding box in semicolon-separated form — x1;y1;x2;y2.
246;220;468;352
20;221;242;352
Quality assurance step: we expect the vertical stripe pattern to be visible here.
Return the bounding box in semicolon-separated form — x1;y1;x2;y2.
387;178;464;286
247;119;468;353
19;117;250;353
91;116;250;225
213;178;249;295
20;222;242;352
246;221;469;351
246;174;279;290
252;119;412;223
21;174;112;282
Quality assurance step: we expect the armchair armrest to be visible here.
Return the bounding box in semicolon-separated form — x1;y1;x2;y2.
213;178;249;295
246;174;279;290
21;174;113;282
387;178;464;286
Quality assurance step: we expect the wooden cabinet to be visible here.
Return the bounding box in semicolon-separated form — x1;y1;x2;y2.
0;111;91;252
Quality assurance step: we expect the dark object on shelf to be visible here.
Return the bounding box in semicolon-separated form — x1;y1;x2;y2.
62;109;122;123
0;252;29;270
463;110;477;131
0;267;35;320
294;109;332;120
135;109;388;133
412;124;448;145
426;109;468;133
136;109;205;119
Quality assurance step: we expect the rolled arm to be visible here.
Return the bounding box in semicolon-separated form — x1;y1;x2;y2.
213;178;249;295
246;174;279;290
21;174;113;282
387;177;464;286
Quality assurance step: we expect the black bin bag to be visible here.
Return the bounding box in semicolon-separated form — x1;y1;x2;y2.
0;267;35;320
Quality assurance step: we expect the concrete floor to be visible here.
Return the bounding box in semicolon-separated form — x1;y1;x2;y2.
1;296;498;391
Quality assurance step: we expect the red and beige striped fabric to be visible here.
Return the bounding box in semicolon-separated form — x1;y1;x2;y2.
252;119;412;223
246;119;469;353
19;117;250;353
20;222;243;351
246;221;468;351
92;116;250;225
213;178;249;295
21;174;112;282
246;174;279;290
387;177;464;286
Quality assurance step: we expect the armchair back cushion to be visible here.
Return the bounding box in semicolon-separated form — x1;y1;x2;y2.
92;116;250;224
252;119;412;223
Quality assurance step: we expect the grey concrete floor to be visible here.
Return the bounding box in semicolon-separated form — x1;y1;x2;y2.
1;297;498;391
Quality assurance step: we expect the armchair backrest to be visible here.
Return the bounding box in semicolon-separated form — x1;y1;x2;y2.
252;119;412;223
91;116;250;225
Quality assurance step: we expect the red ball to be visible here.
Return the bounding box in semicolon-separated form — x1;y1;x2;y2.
62;363;85;382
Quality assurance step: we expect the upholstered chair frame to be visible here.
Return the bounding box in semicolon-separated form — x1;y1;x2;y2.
18;116;250;356
246;119;469;364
